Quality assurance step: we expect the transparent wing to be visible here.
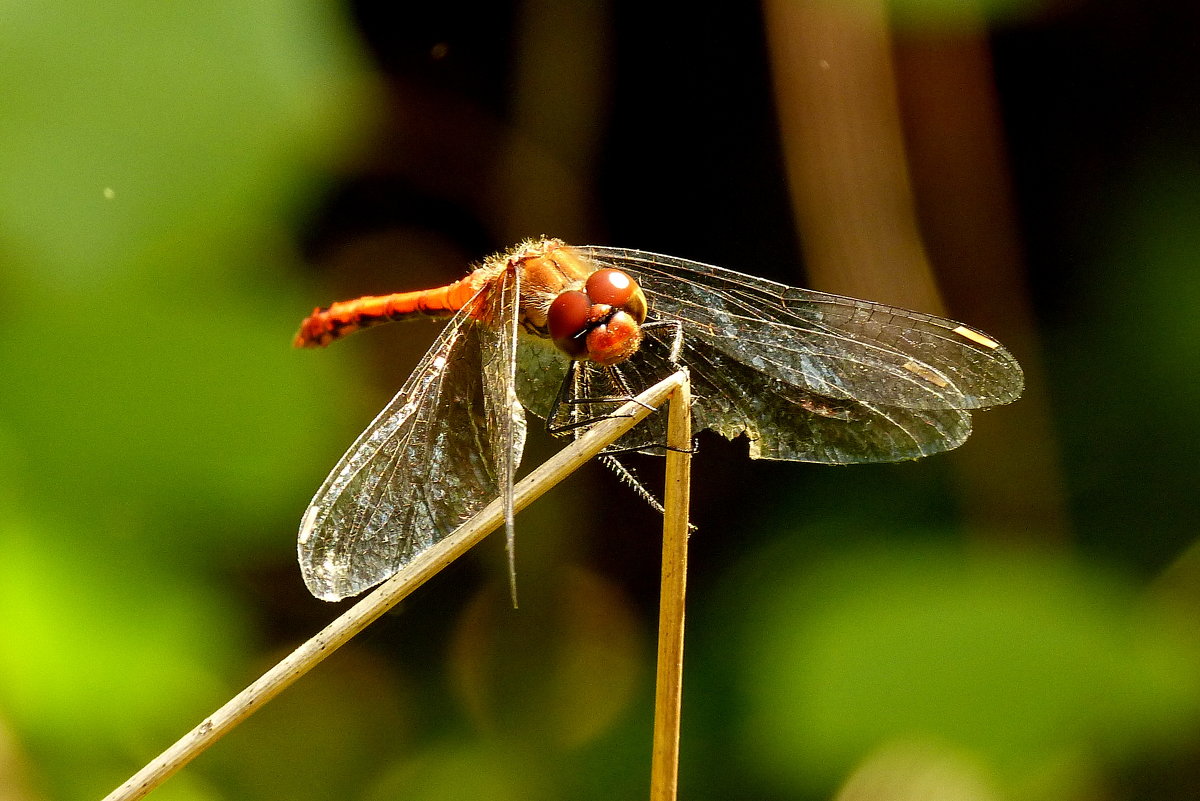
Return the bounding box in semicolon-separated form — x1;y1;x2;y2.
514;335;569;422
578;246;1024;411
674;335;970;462
621;328;971;462
298;282;523;601
519;324;968;463
480;265;526;598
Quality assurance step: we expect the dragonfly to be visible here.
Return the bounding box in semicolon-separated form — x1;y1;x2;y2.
294;237;1023;602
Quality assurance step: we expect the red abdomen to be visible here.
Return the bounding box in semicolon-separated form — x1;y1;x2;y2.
294;273;482;348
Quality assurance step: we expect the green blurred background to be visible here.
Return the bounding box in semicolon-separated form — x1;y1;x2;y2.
3;1;1199;799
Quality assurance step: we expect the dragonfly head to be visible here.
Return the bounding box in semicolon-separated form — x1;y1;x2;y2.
547;268;647;366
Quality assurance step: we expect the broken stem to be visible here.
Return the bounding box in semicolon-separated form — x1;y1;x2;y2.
649;370;692;801
104;370;690;801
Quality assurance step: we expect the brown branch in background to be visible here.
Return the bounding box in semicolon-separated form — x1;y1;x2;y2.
764;0;1067;540
763;0;943;313
895;22;1068;540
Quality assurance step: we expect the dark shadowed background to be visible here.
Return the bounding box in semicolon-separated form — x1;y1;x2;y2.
3;1;1200;799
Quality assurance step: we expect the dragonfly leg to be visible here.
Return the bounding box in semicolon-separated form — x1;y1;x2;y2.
546;362;647;435
600;454;697;530
601;454;665;514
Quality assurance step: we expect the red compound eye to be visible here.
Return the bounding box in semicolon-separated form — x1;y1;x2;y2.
548;290;591;356
549;272;648;361
585;269;636;307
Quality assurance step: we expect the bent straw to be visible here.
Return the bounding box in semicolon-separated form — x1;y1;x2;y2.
650;371;692;801
104;370;690;801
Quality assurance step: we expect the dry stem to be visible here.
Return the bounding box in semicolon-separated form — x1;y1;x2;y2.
649;371;692;801
104;371;689;801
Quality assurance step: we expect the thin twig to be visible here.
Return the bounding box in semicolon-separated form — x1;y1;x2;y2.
650;371;692;801
103;371;689;801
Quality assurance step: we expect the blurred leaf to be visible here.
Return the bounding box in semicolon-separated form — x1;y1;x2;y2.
0;1;371;279
0;260;365;547
0;1;381;797
0;0;377;538
366;740;552;801
725;539;1200;796
0;511;249;800
448;566;645;748
833;740;1004;801
205;647;416;800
